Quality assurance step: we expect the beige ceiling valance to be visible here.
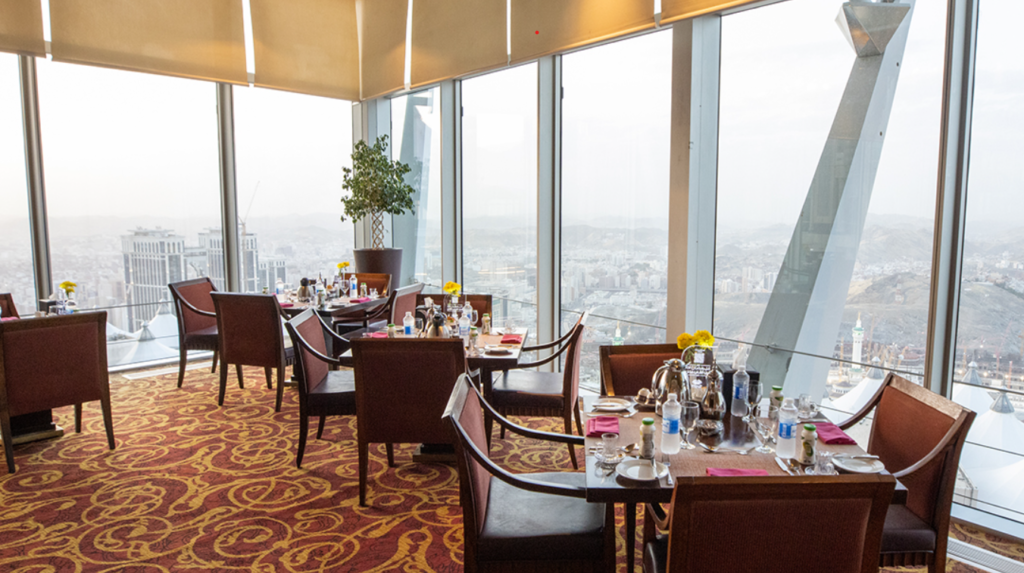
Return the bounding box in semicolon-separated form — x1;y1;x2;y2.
49;0;247;85
410;0;507;89
0;0;45;57
660;0;760;25
250;0;360;101
357;0;408;100
510;0;655;65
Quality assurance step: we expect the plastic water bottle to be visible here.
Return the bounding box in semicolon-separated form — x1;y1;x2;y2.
777;397;799;459
458;312;471;341
403;311;415;336
731;365;750;418
275;278;284;295
661;393;681;456
349;275;359;297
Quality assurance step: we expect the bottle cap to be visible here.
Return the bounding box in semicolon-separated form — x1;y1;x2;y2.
772;385;783;391
470;327;478;331
667;393;678;401
782;397;794;406
388;324;395;328
641;418;655;426
405;311;413;317
803;424;816;432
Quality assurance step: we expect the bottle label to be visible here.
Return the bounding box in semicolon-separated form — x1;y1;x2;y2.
779;421;795;440
404;325;412;335
733;386;746;400
662;417;679;434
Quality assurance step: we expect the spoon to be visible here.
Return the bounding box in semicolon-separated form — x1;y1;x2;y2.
697;442;756;455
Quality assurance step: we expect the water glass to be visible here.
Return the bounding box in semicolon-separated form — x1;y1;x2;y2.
503;317;517;335
754;404;778;454
339;280;350;298
598;432;621;467
807;451;836;476
696;420;724;450
744;380;763;423
798;394;820;419
681;401;700;449
369;288;379;300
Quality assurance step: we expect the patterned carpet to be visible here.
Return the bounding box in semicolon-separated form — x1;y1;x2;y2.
0;365;1020;572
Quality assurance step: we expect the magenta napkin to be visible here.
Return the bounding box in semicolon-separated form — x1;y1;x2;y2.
1;317;18;321
815;422;857;445
367;332;388;339
706;468;770;477
500;334;523;344
585;416;619;437
351;297;371;303
278;302;294;308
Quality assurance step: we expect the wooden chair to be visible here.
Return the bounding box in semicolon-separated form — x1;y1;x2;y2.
350;337;468;506
444;374;615;573
211;293;295;412
285;309;357;468
642;475;895;573
389;283;425;325
0;312;116;473
599;343;681;396
0;293;20;320
350;273;391;296
416;293;492;327
838;373;976;573
168;278;219;388
487;311;589;469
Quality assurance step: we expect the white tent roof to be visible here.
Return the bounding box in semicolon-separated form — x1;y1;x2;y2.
147;301;180;349
959;392;1024;471
952;381;995;415
117;325;177;365
965;457;1024;521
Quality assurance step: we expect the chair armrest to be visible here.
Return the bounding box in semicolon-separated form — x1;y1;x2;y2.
176;298;216;318
506;350;562;370
291;331;347;369
523;327;575;352
472;380;584;446
644;502;670;532
892;412;969;480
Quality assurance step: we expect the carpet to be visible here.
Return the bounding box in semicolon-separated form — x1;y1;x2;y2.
0;366;1017;571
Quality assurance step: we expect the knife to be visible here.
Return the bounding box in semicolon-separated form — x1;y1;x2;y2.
775;456;795;476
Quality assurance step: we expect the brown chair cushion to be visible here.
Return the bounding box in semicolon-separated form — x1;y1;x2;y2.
307;370;356;415
491;370;564;411
608;353;680;397
477;472;606;562
183;325;218;350
881;504;936;554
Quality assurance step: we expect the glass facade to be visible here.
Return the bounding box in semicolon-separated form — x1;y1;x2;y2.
0;55;35;316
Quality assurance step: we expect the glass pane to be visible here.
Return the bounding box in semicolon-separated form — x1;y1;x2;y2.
37;60;222;367
953;1;1024;524
391;87;442;288
0;54;35;316
561;32;672;392
233;86;354;293
716;0;945;404
463;64;538;340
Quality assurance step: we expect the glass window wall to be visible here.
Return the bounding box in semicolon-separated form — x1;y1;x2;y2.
0;55;35;317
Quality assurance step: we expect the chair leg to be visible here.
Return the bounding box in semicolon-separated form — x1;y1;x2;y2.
500;425;506;439
236;364;244;389
930;554;940;573
218;362;229;406
100;396;115;450
211;350;218;373
264;367;273;390
358;440;369;507
74;404;82;433
275;368;285;413
297;414;308;468
386;443;395;467
1;411;15;473
565;417;579;470
177;347;188;388
574;407;584;436
316;416;326;439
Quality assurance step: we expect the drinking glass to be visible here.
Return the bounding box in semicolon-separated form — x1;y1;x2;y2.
369;288;379;300
598;432;620;467
339;280;349;299
681;401;700;449
465;308;479;326
415;318;424;334
754;404;778;454
696;420;724;450
503;317;517;335
744;380;763;423
807;451;835;476
798;394;820;419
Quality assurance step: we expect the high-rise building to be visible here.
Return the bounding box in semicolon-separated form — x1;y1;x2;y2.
258;256;287;292
198;228;258;292
122;227;185;331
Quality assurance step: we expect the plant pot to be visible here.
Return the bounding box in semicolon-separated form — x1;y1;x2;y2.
353;248;403;290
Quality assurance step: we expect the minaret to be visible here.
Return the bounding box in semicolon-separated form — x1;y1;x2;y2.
851;312;865;381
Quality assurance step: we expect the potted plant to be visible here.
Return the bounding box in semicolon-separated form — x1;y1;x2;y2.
341;135;416;284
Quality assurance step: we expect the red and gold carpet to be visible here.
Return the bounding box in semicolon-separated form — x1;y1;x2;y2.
0;366;1019;571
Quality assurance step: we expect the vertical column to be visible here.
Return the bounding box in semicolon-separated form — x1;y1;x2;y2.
18;55;51;305
925;0;980;397
537;56;562;368
666;17;721;341
216;83;241;292
440;79;463;285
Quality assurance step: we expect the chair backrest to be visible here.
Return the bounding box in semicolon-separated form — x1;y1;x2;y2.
561;311;589;409
664;475;894;573
414;293;492;327
0;293;19;320
351;338;466;444
352;273;391;296
866;374;975;529
168;278;217;335
390;283;425;325
0;312;108;416
286;309;347;403
211;293;286;368
599;343;681;396
443;374;493;548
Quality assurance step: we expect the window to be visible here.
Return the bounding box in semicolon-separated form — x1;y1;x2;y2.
953;1;1024;525
36;60;222;367
0;54;35;317
716;0;946;417
561;32;672;390
462;64;538;338
233;86;354;293
391;87;442;288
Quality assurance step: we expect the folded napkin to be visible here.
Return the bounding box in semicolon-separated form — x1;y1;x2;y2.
1;317;18;322
368;332;388;339
278;302;294;308
585;416;619;437
706;468;770;477
351;297;371;303
815;422;856;445
500;334;523;344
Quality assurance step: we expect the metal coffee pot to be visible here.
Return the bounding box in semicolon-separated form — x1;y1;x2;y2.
651;359;689;415
423;306;452;338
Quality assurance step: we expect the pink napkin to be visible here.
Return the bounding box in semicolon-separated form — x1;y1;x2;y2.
815;422;856;445
351;297;371;303
366;332;388;339
1;317;18;321
278;302;294;308
585;416;619;437
706;468;770;477
501;334;523;344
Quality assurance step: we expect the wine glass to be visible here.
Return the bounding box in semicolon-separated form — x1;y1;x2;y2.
681;401;700;449
339;279;349;299
744;380;762;423
754;404;778;454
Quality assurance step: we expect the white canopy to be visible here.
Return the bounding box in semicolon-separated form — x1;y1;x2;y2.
960;392;1024;471
966;456;1024;522
952;381;995;415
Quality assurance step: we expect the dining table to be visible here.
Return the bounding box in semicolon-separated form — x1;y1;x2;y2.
580;395;907;572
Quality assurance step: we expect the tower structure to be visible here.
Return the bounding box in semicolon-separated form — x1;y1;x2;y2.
122;227;185;331
852;312;865;381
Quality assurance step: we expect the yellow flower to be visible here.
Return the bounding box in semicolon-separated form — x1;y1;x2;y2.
337;262;350;269
694;330;714;347
59;280;77;294
443;281;461;296
676;332;695;350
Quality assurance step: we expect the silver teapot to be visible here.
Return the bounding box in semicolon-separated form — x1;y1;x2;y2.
423;306;452;338
651;359;689;415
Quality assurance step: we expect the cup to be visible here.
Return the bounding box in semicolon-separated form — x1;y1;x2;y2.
808;451;835;476
599;432;621;467
696;420;724;450
798;394;820;419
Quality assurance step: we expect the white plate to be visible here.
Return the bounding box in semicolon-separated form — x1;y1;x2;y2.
833;456;885;474
615;459;669;482
591;398;632;412
484;345;513;355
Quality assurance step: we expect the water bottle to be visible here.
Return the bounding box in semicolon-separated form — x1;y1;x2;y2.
275;278;284;295
403;311;415;336
661;393;681;456
458;311;471;341
350;275;359;297
777;397;799;459
731;365;750;418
